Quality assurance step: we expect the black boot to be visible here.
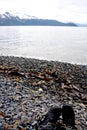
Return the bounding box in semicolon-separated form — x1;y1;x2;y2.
62;105;77;129
39;107;62;130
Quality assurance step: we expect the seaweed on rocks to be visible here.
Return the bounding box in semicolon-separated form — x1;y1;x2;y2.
0;56;87;130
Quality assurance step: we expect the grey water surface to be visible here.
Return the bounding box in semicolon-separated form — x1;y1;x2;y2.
0;26;87;65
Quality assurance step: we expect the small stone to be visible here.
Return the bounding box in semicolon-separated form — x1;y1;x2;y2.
79;103;86;108
32;121;37;126
38;88;43;92
0;125;5;130
0;103;3;108
85;113;87;121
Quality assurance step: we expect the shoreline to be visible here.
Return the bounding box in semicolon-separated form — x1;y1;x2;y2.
0;56;87;83
0;56;87;129
0;55;87;66
0;55;87;65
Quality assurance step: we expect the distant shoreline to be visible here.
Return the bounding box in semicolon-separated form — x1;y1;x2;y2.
0;12;77;26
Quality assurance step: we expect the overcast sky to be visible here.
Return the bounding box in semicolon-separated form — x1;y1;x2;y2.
0;0;87;24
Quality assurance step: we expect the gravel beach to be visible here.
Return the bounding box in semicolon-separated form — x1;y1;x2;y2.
0;56;87;130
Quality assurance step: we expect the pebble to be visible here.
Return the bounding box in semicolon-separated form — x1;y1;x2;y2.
0;56;87;130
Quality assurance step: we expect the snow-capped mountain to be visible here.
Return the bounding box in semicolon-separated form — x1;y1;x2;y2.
16;13;38;19
0;12;77;26
0;12;12;19
0;12;37;19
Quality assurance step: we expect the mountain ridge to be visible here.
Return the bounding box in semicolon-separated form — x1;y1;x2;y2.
0;12;77;26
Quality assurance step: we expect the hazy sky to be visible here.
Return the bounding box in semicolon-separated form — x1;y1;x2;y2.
0;0;87;24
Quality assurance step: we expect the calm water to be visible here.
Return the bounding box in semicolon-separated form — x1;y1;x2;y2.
0;26;87;65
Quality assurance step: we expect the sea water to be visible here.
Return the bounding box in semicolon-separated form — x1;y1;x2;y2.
0;26;87;65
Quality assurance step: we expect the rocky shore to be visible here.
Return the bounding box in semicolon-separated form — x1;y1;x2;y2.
0;56;87;130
